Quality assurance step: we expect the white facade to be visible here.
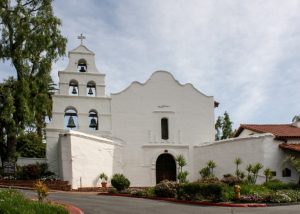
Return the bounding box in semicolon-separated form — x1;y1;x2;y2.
46;43;298;189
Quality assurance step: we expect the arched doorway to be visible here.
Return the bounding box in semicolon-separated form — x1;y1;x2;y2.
156;153;176;184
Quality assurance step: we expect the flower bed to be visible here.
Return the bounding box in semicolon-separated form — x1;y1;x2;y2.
98;179;300;207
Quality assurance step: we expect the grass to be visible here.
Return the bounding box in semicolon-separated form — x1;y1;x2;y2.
0;189;68;214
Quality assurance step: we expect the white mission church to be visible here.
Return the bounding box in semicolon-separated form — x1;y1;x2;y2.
46;40;300;189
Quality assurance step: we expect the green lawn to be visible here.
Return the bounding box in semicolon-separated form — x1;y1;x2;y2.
0;189;68;214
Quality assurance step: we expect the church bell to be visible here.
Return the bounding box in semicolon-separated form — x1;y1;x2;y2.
79;66;86;72
67;116;76;129
88;87;93;95
72;86;77;94
89;118;97;129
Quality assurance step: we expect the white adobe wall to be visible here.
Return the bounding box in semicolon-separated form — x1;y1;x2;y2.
111;71;216;186
237;128;260;137
194;134;298;183
58;131;120;189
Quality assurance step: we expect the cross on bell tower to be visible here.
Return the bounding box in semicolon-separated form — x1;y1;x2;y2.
77;33;86;45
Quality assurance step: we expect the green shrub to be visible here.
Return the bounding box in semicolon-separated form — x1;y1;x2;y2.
142;187;155;197
177;182;225;202
154;180;177;198
0;189;67;214
221;175;240;186
129;188;144;197
111;174;130;191
17;132;46;158
264;180;299;191
240;183;270;195
197;177;222;184
108;187;118;194
16;163;54;180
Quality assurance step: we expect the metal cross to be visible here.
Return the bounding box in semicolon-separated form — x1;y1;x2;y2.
77;33;86;45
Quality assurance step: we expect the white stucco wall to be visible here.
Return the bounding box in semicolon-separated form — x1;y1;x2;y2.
59;131;120;189
111;71;216;186
194;134;298;183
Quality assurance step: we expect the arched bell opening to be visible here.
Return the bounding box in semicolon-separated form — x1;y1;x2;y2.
88;110;98;130
156;153;176;184
64;107;78;130
77;59;87;72
87;81;96;96
69;80;79;96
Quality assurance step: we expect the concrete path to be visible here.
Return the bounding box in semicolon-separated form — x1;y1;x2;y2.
13;189;300;214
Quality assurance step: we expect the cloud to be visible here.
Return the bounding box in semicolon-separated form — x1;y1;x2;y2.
1;0;300;127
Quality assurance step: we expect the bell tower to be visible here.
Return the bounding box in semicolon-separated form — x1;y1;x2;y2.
46;35;112;173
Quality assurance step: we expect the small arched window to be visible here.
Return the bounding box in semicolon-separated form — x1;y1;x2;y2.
69;80;79;96
64;107;78;130
77;59;87;72
282;168;291;177
88;110;98;130
87;81;96;96
161;118;169;140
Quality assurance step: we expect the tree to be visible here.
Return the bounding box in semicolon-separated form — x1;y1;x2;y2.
0;0;67;163
263;168;273;183
292;115;300;122
175;154;188;183
285;156;300;184
215;111;234;140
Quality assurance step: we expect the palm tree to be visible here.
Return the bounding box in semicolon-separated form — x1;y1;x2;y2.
175;154;187;173
263;168;273;183
207;160;216;176
252;163;263;183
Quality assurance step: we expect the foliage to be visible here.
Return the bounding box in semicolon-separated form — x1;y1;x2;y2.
177;182;225;202
16;163;54;180
263;180;299;191
175;154;188;183
246;163;263;184
199;166;211;178
0;0;67;163
0;189;68;214
215;111;234;140
111;174;130;191
221;174;240;186
99;172;108;182
292;115;300;122
199;160;216;178
154;180;177;198
34;180;48;201
16;132;45;158
239;183;270;195
285;155;300;184
108;187;118;194
177;171;189;183
142;187;155;197
269;191;292;203
263;168;273;183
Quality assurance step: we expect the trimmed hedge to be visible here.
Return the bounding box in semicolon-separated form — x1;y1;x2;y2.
177;182;225;202
264;180;299;191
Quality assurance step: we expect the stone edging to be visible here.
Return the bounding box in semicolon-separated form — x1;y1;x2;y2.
98;193;267;208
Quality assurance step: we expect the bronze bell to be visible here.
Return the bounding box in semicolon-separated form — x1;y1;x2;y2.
67;116;76;129
79;66;86;72
88;87;93;95
72;86;77;94
89;118;97;129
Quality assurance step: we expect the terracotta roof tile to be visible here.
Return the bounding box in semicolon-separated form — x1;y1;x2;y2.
279;144;300;152
235;124;300;139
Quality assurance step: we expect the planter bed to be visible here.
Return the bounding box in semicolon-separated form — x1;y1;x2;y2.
0;179;71;191
97;193;267;207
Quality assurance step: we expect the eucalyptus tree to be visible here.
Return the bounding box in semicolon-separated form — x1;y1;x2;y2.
0;0;67;163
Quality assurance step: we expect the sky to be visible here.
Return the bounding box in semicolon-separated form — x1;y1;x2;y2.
1;0;300;128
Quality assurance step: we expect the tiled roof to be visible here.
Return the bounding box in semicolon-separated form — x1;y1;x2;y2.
279;144;300;152
235;124;300;139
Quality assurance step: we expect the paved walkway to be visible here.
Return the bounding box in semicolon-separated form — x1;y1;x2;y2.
14;189;300;214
